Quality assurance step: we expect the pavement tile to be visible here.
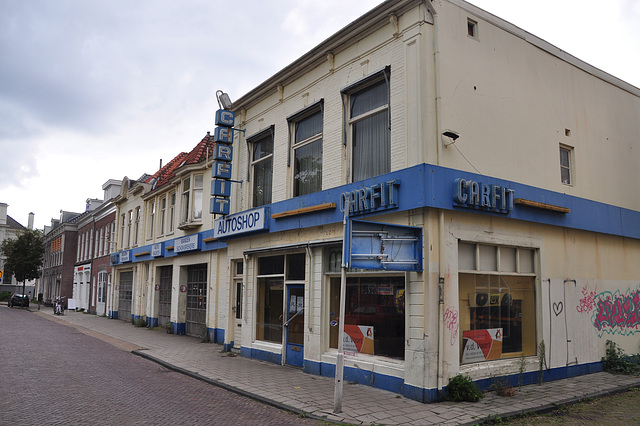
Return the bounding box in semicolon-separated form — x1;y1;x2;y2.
33;308;640;426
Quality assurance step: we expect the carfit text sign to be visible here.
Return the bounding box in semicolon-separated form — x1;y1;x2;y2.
210;109;235;215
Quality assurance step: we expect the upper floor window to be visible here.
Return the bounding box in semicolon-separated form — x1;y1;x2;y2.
98;227;104;257
127;210;133;247
159;196;167;235
560;145;573;185
120;214;125;248
134;207;141;245
168;192;176;233
181;174;203;224
344;68;390;182
250;129;274;207
147;202;155;239
290;105;323;196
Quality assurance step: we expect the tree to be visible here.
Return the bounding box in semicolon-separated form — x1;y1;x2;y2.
0;229;44;304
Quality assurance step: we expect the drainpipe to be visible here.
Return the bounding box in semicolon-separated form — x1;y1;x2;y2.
243;254;249;325
426;0;446;395
305;246;314;332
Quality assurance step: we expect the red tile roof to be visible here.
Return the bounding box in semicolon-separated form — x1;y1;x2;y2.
146;133;215;189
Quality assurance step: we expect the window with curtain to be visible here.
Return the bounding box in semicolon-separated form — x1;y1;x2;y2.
251;133;273;207
349;77;390;182
292;109;322;196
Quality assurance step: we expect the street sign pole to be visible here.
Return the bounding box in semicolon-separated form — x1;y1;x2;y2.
333;200;350;413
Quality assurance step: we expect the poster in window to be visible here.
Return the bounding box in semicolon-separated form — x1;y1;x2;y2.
461;328;503;363
343;325;374;355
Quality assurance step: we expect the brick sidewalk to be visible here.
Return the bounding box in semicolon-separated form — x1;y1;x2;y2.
32;308;640;425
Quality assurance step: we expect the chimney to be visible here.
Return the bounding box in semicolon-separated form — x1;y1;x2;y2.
28;212;34;230
0;203;7;226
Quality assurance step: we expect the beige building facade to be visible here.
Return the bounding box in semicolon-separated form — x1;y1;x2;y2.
110;0;640;401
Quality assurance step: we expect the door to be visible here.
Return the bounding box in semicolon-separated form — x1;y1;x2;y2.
185;264;207;338
232;278;243;348
285;285;304;367
158;266;172;326
97;271;106;316
118;271;133;322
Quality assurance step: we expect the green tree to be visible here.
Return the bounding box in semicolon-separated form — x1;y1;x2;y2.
0;229;45;304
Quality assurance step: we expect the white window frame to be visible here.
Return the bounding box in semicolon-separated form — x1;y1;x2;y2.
168;192;176;233
248;128;274;208
342;67;390;183
288;102;323;197
560;144;573;186
180;174;204;225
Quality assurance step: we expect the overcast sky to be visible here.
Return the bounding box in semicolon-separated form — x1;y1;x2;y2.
1;0;638;231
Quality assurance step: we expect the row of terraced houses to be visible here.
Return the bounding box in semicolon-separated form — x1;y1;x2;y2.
41;0;640;402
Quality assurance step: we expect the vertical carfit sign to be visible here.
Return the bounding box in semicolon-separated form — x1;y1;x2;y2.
210;109;235;216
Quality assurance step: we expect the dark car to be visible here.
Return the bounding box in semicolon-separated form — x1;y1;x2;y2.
8;293;29;308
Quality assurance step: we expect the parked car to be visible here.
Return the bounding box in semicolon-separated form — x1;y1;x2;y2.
8;293;29;308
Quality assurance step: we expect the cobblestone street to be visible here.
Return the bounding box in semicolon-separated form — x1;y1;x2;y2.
0;306;317;425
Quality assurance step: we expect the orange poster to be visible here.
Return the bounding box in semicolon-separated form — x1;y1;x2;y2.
343;325;375;355
461;328;503;363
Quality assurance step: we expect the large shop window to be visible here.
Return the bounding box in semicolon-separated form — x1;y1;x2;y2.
290;105;323;196
343;68;390;182
458;242;537;364
255;253;305;344
329;276;405;360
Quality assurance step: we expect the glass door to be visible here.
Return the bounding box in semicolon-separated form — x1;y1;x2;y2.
285;285;304;367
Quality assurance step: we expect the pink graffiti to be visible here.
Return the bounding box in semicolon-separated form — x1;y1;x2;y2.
576;286;597;314
592;289;640;336
444;307;459;346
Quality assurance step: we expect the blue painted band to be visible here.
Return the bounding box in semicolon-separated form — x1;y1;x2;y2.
111;163;640;265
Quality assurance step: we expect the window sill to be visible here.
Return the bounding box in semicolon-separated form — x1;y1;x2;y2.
177;221;202;231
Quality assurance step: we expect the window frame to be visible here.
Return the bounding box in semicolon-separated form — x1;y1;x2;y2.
287;101;324;197
254;253;305;345
159;196;167;236
559;144;573;186
247;127;274;207
458;241;538;364
180;174;204;225
467;18;479;40
341;66;391;183
168;191;176;233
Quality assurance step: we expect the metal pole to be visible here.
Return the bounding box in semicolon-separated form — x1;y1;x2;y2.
333;200;349;413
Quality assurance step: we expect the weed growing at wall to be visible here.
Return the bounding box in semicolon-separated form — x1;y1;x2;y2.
445;374;484;402
490;376;516;397
134;316;147;327
603;340;640;374
538;340;547;385
517;353;526;388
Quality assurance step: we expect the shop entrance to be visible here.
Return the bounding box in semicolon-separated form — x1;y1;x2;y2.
118;271;133;322
185;264;207;337
285;284;304;367
158;266;172;326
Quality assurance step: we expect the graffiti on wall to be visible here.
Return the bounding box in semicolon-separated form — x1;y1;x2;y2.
444;307;459;346
592;287;640;336
576;286;597;314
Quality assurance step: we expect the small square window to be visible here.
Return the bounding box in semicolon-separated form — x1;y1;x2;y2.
467;19;478;39
560;145;573;185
